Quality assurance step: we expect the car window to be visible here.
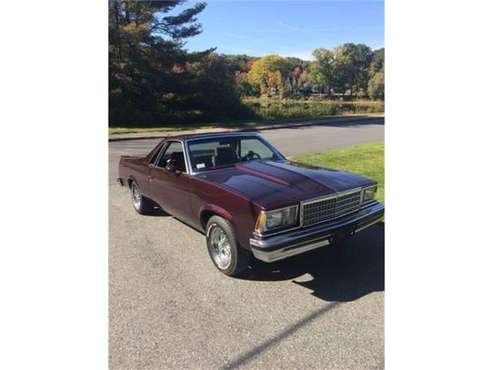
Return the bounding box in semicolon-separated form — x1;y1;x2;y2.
240;138;276;159
156;141;186;171
149;142;165;164
188;136;279;172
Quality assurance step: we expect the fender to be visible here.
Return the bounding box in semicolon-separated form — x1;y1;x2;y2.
199;204;234;233
127;174;152;199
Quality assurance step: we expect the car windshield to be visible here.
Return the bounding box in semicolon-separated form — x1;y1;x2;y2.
187;136;282;172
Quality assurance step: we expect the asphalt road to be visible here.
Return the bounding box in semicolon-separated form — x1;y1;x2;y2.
109;117;385;369
108;117;384;184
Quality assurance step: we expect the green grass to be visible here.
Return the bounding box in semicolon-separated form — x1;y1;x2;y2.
291;142;384;203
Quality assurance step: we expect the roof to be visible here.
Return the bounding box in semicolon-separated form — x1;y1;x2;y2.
170;130;261;141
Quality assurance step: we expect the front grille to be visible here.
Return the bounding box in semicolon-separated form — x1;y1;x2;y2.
301;189;362;227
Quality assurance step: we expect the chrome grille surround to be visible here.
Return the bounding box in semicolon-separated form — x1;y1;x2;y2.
300;188;362;227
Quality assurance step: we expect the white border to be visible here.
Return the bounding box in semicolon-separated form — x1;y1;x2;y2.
387;0;493;368
1;1;107;369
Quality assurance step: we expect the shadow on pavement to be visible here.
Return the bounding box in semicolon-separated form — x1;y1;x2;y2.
220;301;342;370
141;207;171;217
241;223;384;302
221;225;384;368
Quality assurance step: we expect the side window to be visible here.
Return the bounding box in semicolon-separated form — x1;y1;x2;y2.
149;142;165;164
156;141;186;171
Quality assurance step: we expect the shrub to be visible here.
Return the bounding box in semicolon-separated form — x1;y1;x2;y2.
242;97;383;120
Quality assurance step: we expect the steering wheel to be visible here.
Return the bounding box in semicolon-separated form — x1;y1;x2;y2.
242;150;261;161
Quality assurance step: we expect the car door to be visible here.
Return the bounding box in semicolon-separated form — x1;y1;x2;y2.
148;141;192;221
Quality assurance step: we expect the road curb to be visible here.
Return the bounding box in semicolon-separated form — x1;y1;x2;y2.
108;114;384;142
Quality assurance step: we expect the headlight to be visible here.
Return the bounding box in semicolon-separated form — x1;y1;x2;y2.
363;186;377;203
255;205;298;234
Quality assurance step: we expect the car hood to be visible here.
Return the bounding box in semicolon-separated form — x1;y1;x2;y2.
196;160;376;209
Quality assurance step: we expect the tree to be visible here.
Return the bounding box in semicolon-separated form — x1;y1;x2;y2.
247;55;289;98
223;54;258;73
109;0;209;125
189;53;244;119
368;69;384;100
353;44;373;97
284;58;310;96
310;48;334;95
222;54;258;97
330;43;372;98
370;48;384;77
368;48;384;100
234;70;257;97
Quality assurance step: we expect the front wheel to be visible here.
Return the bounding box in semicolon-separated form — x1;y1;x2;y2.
206;216;251;277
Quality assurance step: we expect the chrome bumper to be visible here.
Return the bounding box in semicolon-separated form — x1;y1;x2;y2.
249;202;384;263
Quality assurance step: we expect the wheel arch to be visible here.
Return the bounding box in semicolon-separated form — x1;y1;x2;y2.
199;205;234;234
127;175;138;189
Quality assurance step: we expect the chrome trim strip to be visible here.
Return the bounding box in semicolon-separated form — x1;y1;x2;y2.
354;215;384;233
251;238;331;263
182;139;193;175
185;132;260;142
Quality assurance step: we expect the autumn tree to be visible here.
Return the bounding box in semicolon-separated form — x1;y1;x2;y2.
247;55;289;98
235;71;257;97
222;54;258;96
284;57;310;96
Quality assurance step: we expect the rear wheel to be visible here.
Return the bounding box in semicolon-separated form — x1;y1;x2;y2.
130;181;155;215
206;216;251;276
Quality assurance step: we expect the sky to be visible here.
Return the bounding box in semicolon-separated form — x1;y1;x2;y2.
176;0;384;60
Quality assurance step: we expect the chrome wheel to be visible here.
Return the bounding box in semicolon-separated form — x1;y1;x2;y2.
209;225;232;270
131;183;142;210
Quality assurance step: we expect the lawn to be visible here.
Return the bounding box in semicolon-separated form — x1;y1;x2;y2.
291;142;384;203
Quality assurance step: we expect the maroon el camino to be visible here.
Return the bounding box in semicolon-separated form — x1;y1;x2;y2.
118;132;384;276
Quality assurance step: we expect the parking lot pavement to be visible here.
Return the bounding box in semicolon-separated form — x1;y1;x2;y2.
109;184;384;369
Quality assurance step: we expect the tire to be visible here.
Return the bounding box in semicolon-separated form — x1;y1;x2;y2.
206;216;251;276
130;181;155;215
